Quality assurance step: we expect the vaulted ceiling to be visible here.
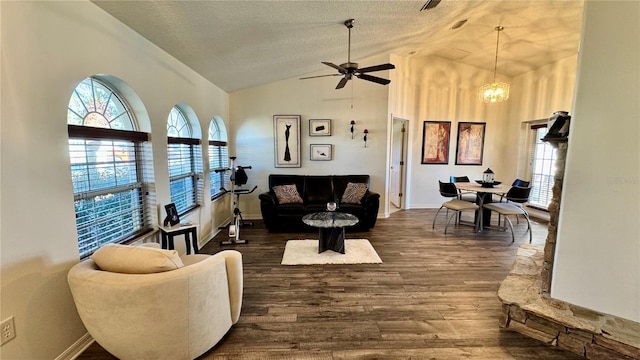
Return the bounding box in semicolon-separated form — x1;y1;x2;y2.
92;0;584;93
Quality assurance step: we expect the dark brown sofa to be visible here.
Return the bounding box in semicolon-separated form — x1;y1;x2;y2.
258;174;380;231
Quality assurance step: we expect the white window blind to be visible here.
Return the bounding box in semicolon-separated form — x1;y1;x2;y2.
528;125;557;209
208;118;229;199
168;139;203;214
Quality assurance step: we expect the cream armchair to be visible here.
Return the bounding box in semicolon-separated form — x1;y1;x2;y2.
68;244;243;360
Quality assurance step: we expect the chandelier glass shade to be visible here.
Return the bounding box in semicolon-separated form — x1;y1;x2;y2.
480;26;510;103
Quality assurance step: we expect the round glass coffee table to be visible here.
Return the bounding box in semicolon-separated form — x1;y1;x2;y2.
302;212;359;254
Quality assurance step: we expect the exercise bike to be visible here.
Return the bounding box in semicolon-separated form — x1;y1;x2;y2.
216;156;256;245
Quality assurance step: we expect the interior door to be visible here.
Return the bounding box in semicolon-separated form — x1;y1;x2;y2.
390;118;407;208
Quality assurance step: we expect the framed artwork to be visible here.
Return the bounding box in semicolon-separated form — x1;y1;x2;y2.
163;203;180;226
273;115;301;168
310;144;332;161
421;121;451;164
455;122;486;165
309;119;331;136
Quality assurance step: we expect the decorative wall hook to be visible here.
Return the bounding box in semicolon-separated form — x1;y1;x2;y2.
350;120;355;139
363;129;369;147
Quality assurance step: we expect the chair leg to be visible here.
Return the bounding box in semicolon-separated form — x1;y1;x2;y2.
432;206;445;229
444;211;459;234
522;212;533;243
504;216;515;243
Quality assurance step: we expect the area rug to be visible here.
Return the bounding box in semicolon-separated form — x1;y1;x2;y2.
281;239;382;265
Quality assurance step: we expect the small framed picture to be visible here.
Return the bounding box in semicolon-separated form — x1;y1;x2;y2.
309;119;331;136
164;203;180;226
310;144;332;161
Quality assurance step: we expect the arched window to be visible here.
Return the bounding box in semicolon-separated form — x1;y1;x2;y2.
208;117;229;198
67;77;153;258
167;106;202;215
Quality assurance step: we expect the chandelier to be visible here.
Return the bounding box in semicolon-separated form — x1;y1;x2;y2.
479;26;510;103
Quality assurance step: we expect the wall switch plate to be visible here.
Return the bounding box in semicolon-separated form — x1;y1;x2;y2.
1;316;16;345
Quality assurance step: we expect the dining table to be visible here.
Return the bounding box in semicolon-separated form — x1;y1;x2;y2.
454;182;511;232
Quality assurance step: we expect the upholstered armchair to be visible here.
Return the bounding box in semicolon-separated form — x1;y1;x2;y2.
67;244;243;360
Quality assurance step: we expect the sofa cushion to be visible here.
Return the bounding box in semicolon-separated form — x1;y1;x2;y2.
273;184;303;204
91;243;184;274
341;182;368;204
304;176;334;203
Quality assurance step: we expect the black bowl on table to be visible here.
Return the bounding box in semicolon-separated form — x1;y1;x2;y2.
475;180;501;188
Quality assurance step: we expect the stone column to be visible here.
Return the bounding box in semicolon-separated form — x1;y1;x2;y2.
540;140;567;296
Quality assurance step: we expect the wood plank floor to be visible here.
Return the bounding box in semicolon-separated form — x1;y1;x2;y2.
77;209;582;359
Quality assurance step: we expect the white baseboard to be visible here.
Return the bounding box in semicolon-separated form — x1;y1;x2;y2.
56;333;94;360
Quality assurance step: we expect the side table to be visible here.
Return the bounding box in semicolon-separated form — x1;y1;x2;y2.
158;223;198;255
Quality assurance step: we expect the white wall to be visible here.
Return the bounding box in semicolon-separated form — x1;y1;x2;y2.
389;54;510;208
552;1;640;322
1;2;230;358
229;54;391;219
507;55;579;180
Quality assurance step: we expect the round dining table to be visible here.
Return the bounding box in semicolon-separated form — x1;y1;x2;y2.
454;182;511;232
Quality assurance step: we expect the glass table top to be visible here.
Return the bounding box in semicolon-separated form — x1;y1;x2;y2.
302;212;359;229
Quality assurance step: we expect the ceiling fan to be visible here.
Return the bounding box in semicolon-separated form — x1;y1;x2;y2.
300;19;395;89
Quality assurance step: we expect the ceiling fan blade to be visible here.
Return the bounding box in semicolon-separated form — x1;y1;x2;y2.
322;61;347;73
335;77;349;89
299;74;342;80
357;63;396;73
356;73;391;85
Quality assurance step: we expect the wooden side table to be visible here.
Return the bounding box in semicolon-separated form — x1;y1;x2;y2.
158;224;198;255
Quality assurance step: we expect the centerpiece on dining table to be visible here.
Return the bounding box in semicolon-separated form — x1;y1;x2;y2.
476;168;501;187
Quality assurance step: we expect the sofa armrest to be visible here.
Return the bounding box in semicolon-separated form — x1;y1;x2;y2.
259;192;278;230
361;190;380;228
258;191;277;206
219;250;243;324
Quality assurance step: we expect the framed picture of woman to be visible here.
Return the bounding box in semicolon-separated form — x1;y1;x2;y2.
455;122;486;165
421;121;451;164
273;115;301;168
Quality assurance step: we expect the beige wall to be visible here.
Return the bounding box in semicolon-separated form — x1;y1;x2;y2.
552;0;640;322
229;54;391;219
1;2;230;358
389;54;510;208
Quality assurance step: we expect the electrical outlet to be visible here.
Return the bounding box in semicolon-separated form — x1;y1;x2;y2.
1;316;16;345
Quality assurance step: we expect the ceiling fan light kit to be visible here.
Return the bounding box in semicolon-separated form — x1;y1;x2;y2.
480;26;510;103
300;19;395;89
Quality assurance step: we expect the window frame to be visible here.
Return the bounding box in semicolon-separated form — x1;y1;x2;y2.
67;77;153;259
167;107;202;216
208;118;229;200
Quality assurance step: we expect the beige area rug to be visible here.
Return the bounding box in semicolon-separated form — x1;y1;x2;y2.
281;239;382;265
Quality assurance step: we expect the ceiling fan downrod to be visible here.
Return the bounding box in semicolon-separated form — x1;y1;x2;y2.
345;19;354;65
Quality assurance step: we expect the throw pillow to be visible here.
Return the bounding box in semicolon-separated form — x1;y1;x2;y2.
91;243;184;274
272;184;303;204
341;182;368;204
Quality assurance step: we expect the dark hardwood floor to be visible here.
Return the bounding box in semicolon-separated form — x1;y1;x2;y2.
77;209;582;359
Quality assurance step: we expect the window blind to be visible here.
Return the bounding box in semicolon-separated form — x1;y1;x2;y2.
209;140;229;198
168;138;203;215
68;127;153;258
528;125;557;209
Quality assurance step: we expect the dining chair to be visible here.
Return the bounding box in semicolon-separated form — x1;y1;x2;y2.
483;186;532;243
512;178;530;187
499;181;530;223
449;176;476;202
432;181;479;234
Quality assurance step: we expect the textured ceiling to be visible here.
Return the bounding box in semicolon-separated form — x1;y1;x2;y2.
91;0;584;93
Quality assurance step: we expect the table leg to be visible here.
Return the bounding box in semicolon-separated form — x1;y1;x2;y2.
475;192;493;231
191;228;199;254
160;231;168;249
184;232;191;255
318;227;346;254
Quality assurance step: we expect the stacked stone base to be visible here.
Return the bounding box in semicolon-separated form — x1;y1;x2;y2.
498;245;640;360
